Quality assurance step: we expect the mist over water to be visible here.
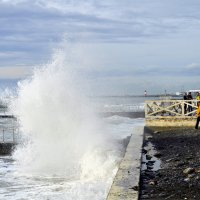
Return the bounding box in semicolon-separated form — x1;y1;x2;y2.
11;49;122;182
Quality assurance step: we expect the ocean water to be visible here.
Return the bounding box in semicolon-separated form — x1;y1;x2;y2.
0;96;146;200
0;51;148;200
0;117;144;200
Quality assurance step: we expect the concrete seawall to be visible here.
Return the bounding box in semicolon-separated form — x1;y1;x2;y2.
146;118;196;127
107;127;144;200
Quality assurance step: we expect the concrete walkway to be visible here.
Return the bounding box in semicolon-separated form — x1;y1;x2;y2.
107;126;144;200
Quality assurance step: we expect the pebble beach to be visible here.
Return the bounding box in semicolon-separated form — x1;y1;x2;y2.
139;126;200;200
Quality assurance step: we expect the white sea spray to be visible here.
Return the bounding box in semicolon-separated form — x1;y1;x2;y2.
10;50;122;183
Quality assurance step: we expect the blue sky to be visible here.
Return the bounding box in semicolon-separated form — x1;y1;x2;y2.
0;0;200;95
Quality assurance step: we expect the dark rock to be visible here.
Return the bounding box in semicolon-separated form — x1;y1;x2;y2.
155;172;162;178
144;172;155;179
166;158;174;162
150;189;155;194
176;162;186;167
163;177;169;181
142;194;150;199
158;192;167;197
183;167;195;174
165;194;176;199
148;180;157;185
188;173;195;178
186;157;193;160
146;155;152;160
141;190;148;195
142;148;148;154
139;127;200;200
147;165;153;170
154;152;162;158
130;185;139;191
148;160;156;164
193;163;200;168
153;131;160;134
146;162;154;166
146;136;153;140
183;178;190;183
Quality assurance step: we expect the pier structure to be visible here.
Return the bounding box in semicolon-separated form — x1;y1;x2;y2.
0;127;18;143
145;99;199;126
0;106;19;154
107;99;200;200
0;126;18;155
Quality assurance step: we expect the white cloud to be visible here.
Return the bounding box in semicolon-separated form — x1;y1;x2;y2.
0;0;26;4
186;63;200;70
0;0;200;93
0;0;200;48
0;51;27;58
0;66;32;79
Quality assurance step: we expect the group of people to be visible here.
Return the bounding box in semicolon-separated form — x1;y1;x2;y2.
183;92;193;113
183;92;200;129
183;92;200;114
183;92;200;101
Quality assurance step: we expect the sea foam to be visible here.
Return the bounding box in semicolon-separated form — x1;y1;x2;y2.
11;49;121;182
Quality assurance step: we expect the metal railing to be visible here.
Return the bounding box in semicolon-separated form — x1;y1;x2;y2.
145;100;199;118
0;107;7;115
0;127;19;143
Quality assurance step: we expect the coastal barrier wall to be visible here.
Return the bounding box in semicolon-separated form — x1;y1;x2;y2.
106;127;143;200
146;118;196;127
0;143;16;155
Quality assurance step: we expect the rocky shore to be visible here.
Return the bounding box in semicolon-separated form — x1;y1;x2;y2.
139;126;200;200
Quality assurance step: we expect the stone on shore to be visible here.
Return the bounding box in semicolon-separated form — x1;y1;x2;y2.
139;126;200;200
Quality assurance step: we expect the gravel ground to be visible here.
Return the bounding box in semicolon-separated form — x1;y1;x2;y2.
139;126;200;200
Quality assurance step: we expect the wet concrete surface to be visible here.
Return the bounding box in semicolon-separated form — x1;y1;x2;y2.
107;127;144;200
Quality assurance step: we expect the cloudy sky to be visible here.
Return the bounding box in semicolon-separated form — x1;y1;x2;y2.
0;0;200;95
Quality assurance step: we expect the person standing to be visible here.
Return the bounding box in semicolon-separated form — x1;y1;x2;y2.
196;92;200;101
195;102;200;129
183;92;187;114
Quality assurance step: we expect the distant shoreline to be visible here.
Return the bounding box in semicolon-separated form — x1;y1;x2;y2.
90;94;182;98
